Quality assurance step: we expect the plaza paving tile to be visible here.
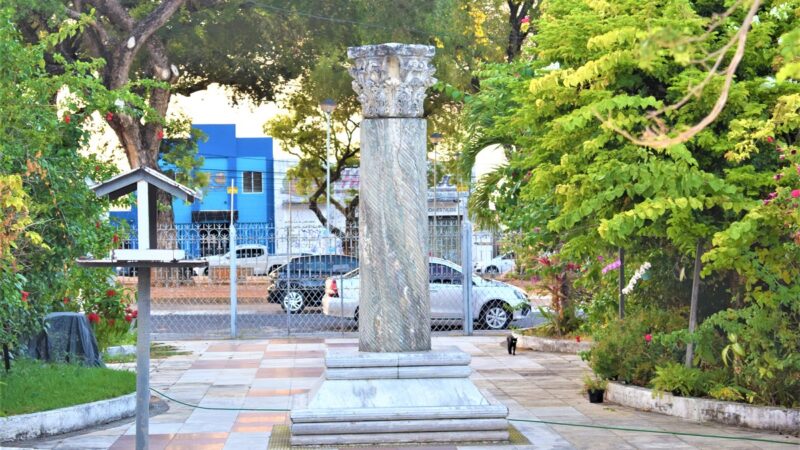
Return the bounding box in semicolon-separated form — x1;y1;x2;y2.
21;336;800;450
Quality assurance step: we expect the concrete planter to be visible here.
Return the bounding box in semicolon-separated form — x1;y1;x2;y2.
105;345;136;357
0;393;135;442
512;330;593;354
606;382;800;434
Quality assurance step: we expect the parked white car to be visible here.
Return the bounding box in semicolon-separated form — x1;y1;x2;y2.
193;244;297;276
322;257;531;330
474;252;516;276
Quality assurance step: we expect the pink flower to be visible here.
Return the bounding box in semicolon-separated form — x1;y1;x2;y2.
766;136;774;143
157;130;164;140
644;333;652;343
774;173;783;181
21;291;29;302
106;112;114;121
597;255;604;262
125;314;133;323
520;16;530;24
601;259;621;274
792;189;800;198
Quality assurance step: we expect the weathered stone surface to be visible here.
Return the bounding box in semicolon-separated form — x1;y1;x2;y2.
305;378;490;410
606;382;800;434
325;348;470;368
291;404;508;423
291;430;509;446
348;43;436;118
358;119;430;353
291;418;508;435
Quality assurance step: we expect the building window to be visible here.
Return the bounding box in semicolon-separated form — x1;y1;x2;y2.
243;171;263;193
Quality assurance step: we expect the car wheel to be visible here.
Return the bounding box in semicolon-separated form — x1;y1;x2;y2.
481;301;511;330
280;290;305;314
486;266;499;276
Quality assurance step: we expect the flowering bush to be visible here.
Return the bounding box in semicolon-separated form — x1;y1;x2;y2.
61;267;136;351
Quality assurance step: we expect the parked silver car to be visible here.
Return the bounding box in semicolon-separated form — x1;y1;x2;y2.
193;244;300;276
322;257;531;330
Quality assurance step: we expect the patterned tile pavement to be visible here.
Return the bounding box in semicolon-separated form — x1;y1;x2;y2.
14;336;800;450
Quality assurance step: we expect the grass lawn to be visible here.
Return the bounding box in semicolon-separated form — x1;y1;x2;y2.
0;359;135;416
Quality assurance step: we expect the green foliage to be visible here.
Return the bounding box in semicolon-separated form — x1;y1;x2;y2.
586;309;687;385
0;358;135;416
582;373;608;393
463;0;800;407
651;362;705;397
0;7;142;358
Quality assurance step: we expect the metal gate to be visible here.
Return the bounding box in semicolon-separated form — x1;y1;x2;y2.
115;221;534;340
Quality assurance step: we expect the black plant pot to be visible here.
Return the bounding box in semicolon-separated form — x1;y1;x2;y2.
587;389;605;403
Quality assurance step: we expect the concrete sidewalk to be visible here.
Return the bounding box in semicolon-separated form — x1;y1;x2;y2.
20;336;800;449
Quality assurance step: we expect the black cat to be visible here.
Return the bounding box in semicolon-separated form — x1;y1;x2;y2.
506;335;517;355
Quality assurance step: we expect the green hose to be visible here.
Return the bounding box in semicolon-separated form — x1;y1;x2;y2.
148;387;797;446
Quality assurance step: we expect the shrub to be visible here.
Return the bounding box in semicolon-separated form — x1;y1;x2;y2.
650;362;705;397
586;308;686;385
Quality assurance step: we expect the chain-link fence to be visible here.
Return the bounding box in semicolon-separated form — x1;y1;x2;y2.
115;221;538;339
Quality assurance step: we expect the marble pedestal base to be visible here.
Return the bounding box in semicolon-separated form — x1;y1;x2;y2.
289;348;509;445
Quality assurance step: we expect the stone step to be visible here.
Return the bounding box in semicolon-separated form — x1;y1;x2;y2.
291;404;508;423
291;429;510;446
292;418;508;435
326;365;472;380
325;348;470;369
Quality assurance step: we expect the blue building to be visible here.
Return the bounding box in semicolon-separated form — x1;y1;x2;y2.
110;124;276;256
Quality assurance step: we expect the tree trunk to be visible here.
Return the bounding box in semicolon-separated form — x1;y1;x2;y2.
685;240;703;368
618;247;625;319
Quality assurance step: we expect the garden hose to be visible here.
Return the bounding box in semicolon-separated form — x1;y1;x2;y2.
149;387;797;446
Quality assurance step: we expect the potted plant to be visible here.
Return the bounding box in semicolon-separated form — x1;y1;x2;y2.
583;373;608;403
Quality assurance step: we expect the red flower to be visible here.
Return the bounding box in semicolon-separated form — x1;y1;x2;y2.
520;16;530;24
131;310;138;319
537;256;552;266
112;234;119;244
106;289;116;297
566;262;580;271
106;112;114;121
644;333;652;343
63;297;70;305
95;221;101;229
63;114;71;124
87;312;100;324
576;336;581;343
767;136;774;143
125;314;133;323
157;130;164;140
21;291;29;302
792;189;800;198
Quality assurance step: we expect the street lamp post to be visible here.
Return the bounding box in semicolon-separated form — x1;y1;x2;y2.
429;132;443;257
320;98;337;243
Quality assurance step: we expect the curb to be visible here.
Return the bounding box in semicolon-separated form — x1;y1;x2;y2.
512;330;593;354
105;345;136;357
0;393;136;442
606;382;800;434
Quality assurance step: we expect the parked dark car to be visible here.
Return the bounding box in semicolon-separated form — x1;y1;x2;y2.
267;254;359;313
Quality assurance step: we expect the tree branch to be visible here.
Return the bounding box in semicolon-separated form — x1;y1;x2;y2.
604;0;761;149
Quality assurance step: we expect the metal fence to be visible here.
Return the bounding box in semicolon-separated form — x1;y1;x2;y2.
115;221;537;339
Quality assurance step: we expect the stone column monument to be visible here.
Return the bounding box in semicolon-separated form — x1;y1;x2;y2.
351;43;434;352
288;44;509;446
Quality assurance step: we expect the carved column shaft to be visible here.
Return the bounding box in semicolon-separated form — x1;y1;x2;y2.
348;43;436;352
